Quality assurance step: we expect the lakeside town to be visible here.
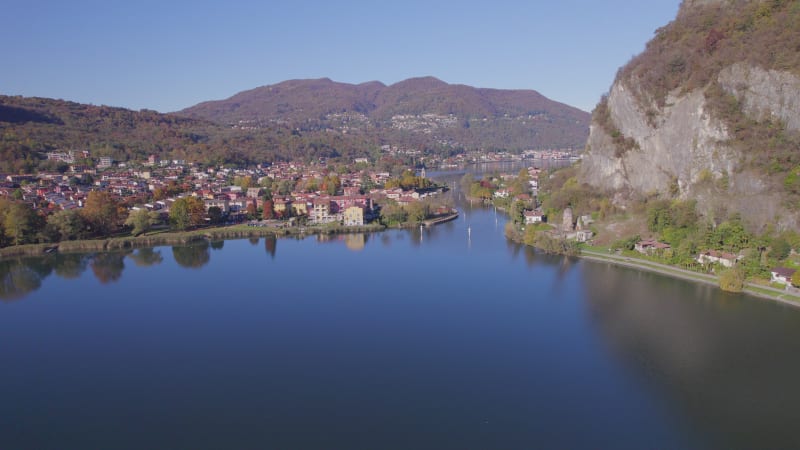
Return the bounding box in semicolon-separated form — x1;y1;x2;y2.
1;145;798;301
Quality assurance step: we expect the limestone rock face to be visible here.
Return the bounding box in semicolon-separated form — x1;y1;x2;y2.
718;63;800;133
580;63;800;230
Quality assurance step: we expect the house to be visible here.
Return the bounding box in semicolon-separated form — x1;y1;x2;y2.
204;198;229;214
494;189;510;199
311;198;334;223
771;267;797;285
575;229;594;243
343;205;365;226
97;157;113;169
697;250;739;268
635;239;671;254
246;187;263;198
523;209;545;225
273;198;292;216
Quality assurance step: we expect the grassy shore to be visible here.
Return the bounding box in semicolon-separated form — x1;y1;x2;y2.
0;222;386;258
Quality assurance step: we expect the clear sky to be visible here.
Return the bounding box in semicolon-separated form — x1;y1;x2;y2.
3;0;682;113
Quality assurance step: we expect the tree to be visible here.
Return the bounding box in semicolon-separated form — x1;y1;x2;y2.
322;174;341;195
125;209;160;236
207;206;223;225
511;168;530;196
792;270;800;288
719;266;746;293
46;209;86;241
82;191;123;235
234;175;253;190
1;202;42;245
262;200;274;220
769;237;791;261
406;201;430;224
246;202;257;220
379;201;407;225
170;197;205;231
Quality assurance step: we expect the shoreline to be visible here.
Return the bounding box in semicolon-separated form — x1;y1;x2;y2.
577;249;800;309
0;213;460;258
0;222;386;258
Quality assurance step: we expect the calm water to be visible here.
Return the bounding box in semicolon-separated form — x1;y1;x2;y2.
2;171;800;449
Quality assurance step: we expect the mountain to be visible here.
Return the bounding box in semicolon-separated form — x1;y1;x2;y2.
0;95;386;172
580;0;800;231
179;77;590;152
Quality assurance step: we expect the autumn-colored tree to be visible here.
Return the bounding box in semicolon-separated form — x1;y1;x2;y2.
262;200;274;220
152;187;166;201
234;176;253;190
81;191;124;235
322;175;341;195
170;197;206;231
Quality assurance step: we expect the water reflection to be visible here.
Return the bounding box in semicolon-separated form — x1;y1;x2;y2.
264;235;277;259
210;240;225;251
315;233;370;252
90;252;127;284
53;253;89;278
0;258;45;301
582;261;800;450
172;241;211;269
128;248;163;267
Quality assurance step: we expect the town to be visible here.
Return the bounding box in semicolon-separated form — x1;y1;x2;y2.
0;149;461;246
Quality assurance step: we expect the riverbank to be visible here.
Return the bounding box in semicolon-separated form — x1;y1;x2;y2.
579;248;800;308
0;222;386;258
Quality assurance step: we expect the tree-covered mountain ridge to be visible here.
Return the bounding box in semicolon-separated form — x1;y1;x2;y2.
1;77;590;174
580;0;800;232
179;76;590;152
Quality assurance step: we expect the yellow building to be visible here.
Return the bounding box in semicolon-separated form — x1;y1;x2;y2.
291;201;308;216
273;198;292;215
344;205;365;226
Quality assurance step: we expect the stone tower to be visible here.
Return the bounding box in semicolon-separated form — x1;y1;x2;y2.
562;207;574;232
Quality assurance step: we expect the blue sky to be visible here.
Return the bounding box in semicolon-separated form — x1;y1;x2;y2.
3;0;681;113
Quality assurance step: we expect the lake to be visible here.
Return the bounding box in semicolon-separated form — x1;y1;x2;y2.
2;169;800;449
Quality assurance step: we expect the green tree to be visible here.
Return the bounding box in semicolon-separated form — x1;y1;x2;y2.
2;202;41;245
406;201;430;224
45;209;86;241
511;168;530;196
379;201;408;226
124;209;160;236
769;237;792;261
792;270;800;288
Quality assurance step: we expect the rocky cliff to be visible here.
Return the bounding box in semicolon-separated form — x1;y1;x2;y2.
580;0;800;231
